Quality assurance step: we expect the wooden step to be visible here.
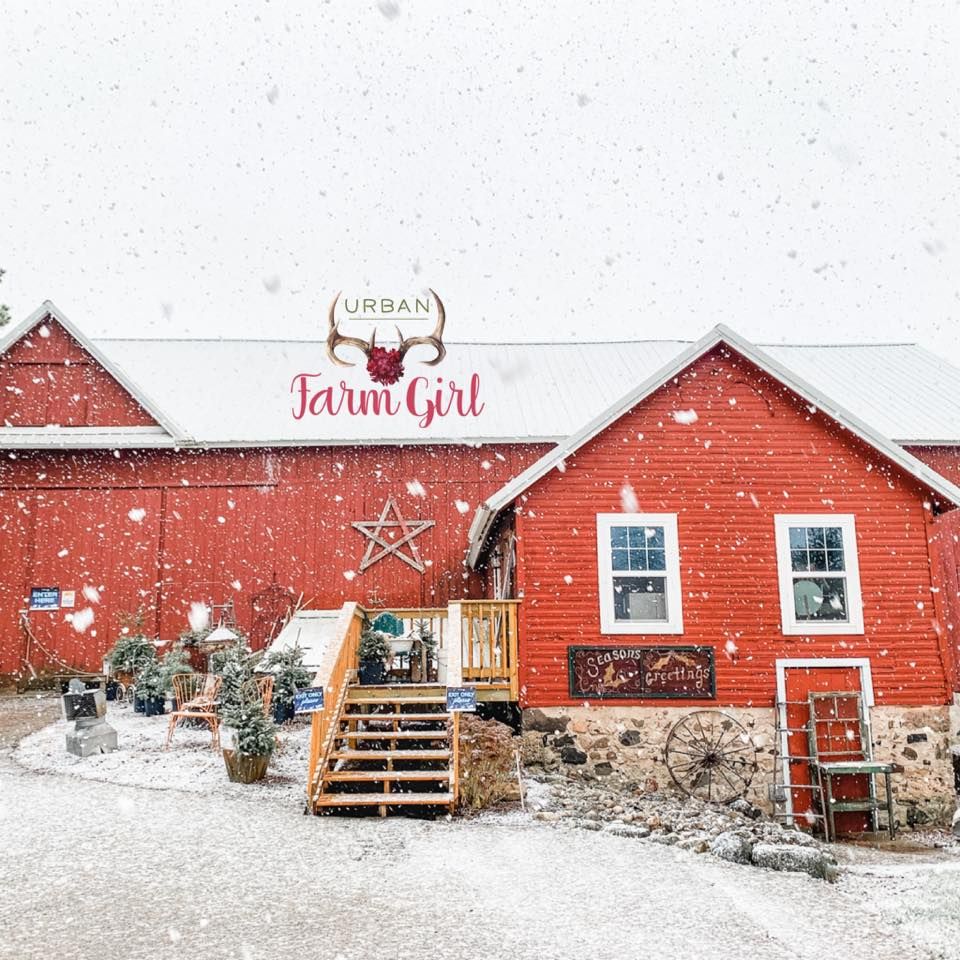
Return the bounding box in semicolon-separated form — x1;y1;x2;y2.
335;729;447;740
341;712;451;722
331;749;451;762
325;769;451;783
314;791;454;807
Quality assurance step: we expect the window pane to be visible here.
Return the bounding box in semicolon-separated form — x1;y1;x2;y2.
628;549;647;571
825;527;844;550
610;527;629;549
611;548;629;571
808;549;827;572
788;527;807;549
628;527;645;548
612;576;668;622
826;548;845;572
807;527;825;548
647;548;666;571
790;549;808;572
792;577;847;621
645;526;665;548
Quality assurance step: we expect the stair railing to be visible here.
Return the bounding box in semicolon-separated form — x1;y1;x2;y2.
306;601;365;810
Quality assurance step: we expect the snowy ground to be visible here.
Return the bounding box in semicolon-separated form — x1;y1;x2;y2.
2;696;959;960
14;698;311;807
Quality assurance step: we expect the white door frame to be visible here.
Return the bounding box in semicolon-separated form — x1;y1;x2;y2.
774;657;874;825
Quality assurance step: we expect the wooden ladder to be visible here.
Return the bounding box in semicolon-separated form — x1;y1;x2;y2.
310;683;457;817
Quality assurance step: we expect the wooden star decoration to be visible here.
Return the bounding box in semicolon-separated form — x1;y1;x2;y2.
352;496;435;573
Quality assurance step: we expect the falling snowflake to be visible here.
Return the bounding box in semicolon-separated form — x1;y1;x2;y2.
188;602;210;633
563;575;573;585
454;500;470;514
217;516;226;524
343;570;357;582
70;607;95;634
57;548;69;558
672;409;699;425
82;585;101;604
231;580;242;591
620;484;639;512
128;507;146;523
406;480;427;498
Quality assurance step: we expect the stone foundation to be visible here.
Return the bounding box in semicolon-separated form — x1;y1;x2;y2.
522;702;958;826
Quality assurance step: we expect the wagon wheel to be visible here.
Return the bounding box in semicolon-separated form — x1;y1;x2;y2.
664;711;759;804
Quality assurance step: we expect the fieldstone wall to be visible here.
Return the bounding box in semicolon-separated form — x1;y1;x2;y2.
521;705;778;810
870;704;957;826
522;703;958;826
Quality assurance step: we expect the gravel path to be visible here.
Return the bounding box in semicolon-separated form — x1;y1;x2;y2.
1;698;957;960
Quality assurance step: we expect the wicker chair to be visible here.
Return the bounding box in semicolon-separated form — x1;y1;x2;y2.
246;674;275;716
164;673;222;750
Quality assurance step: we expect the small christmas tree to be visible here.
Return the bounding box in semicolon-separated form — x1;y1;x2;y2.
262;644;312;708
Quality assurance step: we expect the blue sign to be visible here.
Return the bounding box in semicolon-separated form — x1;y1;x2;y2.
29;587;60;610
293;687;325;714
446;686;477;712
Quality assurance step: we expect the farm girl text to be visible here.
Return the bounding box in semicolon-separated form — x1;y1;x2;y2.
289;373;485;428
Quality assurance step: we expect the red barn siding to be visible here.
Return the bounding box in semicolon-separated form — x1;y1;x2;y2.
908;445;960;485
516;347;952;709
0;320;156;427
0;443;547;676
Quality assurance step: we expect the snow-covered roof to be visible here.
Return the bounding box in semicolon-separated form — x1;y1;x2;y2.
90;335;960;448
466;325;960;567
4;301;960;448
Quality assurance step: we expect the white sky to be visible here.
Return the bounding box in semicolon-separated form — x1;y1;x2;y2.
2;2;958;364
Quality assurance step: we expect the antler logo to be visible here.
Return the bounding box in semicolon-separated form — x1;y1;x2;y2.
327;289;446;386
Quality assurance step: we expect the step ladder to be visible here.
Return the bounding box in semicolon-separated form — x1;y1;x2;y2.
309;684;457;816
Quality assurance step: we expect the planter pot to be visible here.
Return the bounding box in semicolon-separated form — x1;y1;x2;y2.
359;659;386;685
133;694;146;714
222;749;270;784
143;696;166;717
272;701;295;725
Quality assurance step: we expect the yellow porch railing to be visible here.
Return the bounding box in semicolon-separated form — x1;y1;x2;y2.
460;600;520;701
306;602;364;809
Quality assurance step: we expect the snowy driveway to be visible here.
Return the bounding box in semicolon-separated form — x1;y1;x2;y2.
1;700;958;960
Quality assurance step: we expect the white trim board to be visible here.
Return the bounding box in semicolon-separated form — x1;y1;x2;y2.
466;324;960;567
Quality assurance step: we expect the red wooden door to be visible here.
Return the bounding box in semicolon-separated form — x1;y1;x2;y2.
782;663;872;834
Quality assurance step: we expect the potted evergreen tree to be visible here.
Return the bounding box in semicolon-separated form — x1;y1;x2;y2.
135;660;167;716
220;694;277;783
261;644;312;724
358;628;391;685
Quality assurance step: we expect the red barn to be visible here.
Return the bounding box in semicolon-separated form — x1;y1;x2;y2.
2;302;960;826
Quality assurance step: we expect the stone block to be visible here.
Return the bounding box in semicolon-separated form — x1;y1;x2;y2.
751;842;838;882
65;719;118;758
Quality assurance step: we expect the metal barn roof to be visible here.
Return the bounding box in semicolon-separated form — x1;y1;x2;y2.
3;302;960;448
88;335;960;448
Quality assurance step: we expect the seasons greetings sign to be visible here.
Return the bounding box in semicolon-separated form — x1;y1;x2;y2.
290;290;484;428
568;646;716;700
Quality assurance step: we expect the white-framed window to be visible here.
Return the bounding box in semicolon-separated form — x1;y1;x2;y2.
773;514;864;635
596;513;683;634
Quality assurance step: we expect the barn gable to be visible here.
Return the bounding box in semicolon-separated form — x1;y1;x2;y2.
468;324;960;566
0;301;183;442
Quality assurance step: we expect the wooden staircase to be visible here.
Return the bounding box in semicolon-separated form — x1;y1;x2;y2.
310;684;457;816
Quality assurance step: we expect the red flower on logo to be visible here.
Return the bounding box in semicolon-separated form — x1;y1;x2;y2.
366;347;405;386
